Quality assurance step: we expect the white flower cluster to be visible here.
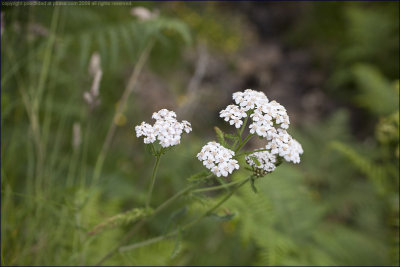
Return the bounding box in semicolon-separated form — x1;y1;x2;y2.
197;141;239;177
135;109;192;148
233;89;269;111
245;151;276;173
220;89;290;132
266;134;303;164
220;105;247;128
221;89;303;165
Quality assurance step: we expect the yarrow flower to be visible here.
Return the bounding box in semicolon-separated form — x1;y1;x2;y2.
245;151;277;175
218;89;303;173
197;141;239;177
135;109;192;148
233;89;269;111
219;104;247;128
221;89;291;137
265;129;303;164
197;89;302;178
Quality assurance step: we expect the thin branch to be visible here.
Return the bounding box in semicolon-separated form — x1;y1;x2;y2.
235;133;255;153
233;115;249;149
95;183;196;266
119;177;251;253
146;154;161;210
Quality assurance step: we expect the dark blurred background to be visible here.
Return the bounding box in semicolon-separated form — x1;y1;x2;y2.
1;1;399;266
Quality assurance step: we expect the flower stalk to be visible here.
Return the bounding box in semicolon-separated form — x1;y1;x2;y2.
146;153;161;210
119;176;252;253
97;89;304;265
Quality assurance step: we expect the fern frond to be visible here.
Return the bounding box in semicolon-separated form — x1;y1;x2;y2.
352;64;398;115
88;208;151;235
330;141;390;194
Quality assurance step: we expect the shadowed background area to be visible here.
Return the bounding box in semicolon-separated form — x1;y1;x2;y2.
1;1;399;266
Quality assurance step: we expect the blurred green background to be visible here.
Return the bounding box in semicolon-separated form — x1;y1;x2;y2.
1;1;399;266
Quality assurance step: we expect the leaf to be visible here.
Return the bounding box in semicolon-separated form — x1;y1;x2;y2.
164;206;188;234
161;146;174;155
187;192;209;206
224;133;239;140
275;157;283;167
187;170;212;182
352;64;398;115
245;167;253;172
330;141;390;194
250;177;258;194
170;229;182;259
214;126;227;147
250;156;261;167
145;143;156;156
88;208;152;235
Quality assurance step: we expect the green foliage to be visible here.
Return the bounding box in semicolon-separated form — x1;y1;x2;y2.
214;126;227;147
187;170;212;182
1;5;191;266
172;3;244;54
342;5;398;75
224;112;395;266
60;7;191;70
88;208;151;235
1;3;398;266
119;239;178;266
330;141;391;195
376;111;400;148
287;2;399;92
249;176;258;193
352;64;399;116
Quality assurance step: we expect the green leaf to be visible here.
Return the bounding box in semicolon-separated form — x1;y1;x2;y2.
187;171;212;182
161;146;174;155
187;192;209;206
170;229;182;259
245;167;253;172
164;206;188;234
275;157;283;167
215;126;227;146
352;64;398;115
250;156;261;167
330;141;390;194
145;143;157;156
224;133;239;140
250;177;258;194
88;208;152;235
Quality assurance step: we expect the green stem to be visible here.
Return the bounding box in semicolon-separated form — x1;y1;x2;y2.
146;154;161;210
238;115;249;137
96;183;195;266
235;134;254;153
233;115;249;148
119;176;251;253
33;6;60;114
215;176;230;192
153;183;195;214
